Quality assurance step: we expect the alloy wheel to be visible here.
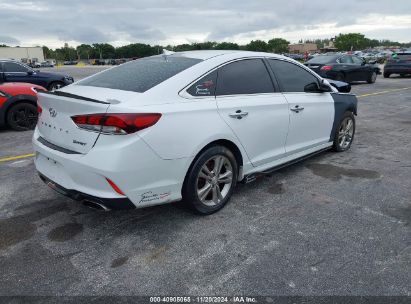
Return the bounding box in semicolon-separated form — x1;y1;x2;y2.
10;106;37;129
196;155;233;206
338;117;354;149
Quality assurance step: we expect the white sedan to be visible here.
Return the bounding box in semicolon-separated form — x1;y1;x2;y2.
33;50;357;214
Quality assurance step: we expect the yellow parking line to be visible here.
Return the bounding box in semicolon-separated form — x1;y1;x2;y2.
358;87;411;98
0;153;35;163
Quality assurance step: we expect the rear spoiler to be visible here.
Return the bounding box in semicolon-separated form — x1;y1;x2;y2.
40;91;110;104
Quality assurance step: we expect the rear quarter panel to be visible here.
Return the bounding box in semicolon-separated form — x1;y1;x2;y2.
107;95;250;164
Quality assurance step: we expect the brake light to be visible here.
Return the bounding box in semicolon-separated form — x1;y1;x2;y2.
321;65;333;71
37;105;42;114
106;178;125;196
71;113;162;135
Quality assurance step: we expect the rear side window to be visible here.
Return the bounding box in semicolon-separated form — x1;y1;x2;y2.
187;70;218;97
78;55;202;93
352;56;363;64
339;56;353;64
268;59;319;93
4;62;29;73
307;55;339;64
215;59;274;96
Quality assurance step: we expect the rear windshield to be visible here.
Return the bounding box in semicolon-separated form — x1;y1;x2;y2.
307;55;339;64
77;55;202;92
395;53;411;61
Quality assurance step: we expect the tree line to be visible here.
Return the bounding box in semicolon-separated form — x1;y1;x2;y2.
2;33;410;61
40;38;290;61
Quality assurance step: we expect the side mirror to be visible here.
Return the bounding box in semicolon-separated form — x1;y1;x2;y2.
304;82;320;93
304;81;331;93
27;70;34;75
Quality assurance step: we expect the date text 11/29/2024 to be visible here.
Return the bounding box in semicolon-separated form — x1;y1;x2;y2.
149;296;257;303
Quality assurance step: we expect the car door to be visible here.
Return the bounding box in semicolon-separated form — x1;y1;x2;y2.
351;55;370;80
267;59;334;155
3;62;35;84
215;58;290;167
337;55;357;82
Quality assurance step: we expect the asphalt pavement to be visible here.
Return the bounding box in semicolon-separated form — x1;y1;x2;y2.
0;70;410;297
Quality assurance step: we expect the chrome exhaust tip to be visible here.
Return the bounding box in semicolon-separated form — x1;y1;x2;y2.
82;200;110;211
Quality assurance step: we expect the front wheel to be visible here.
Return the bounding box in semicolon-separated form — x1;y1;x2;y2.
6;102;38;131
48;81;64;91
183;146;238;215
333;112;355;152
335;73;345;82
367;71;377;83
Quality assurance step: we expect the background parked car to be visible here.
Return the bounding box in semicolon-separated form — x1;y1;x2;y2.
305;54;381;83
0;82;46;130
0;59;74;91
384;52;411;78
63;60;78;65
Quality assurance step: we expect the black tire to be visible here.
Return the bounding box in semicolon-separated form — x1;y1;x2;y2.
333;111;355;152
48;81;64;91
6;102;38;131
367;71;377;84
383;72;390;78
182;146;238;215
335;73;345;82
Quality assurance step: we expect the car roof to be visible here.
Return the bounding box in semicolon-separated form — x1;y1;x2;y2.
175;50;287;60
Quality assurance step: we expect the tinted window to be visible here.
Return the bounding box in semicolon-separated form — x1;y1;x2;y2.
352;56;364;64
306;55;339;64
187;70;217;96
339;56;353;64
4;62;29;72
395;53;411;60
215;59;274;96
268;60;319;93
78;55;202;93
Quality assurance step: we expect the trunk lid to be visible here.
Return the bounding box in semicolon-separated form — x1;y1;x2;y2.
305;63;324;74
37;91;110;154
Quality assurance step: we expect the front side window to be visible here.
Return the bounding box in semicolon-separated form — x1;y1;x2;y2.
215;59;274;96
77;55;203;93
268;60;319;93
187;70;218;97
4;62;29;73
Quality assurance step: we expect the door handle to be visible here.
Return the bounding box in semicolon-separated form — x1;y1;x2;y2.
290;105;304;113
229;110;248;119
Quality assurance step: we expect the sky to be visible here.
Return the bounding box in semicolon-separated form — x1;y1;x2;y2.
0;0;410;48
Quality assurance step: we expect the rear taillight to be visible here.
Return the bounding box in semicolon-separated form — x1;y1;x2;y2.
37;105;42;114
71;113;162;135
321;65;333;71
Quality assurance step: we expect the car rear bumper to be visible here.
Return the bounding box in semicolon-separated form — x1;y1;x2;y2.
38;173;136;210
32;127;190;210
384;67;411;74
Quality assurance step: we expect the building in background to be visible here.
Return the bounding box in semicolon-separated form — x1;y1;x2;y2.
320;39;338;53
0;47;44;64
288;43;318;54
